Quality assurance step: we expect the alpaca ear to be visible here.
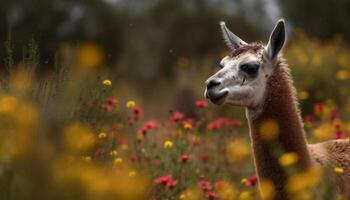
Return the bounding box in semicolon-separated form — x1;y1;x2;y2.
265;19;286;60
220;21;247;50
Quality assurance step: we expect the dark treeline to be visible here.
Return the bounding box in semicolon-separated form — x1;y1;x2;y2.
0;0;349;82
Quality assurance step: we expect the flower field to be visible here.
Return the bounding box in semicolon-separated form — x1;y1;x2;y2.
0;31;350;200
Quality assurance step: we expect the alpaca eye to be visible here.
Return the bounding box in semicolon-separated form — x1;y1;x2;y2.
240;63;260;76
218;64;224;69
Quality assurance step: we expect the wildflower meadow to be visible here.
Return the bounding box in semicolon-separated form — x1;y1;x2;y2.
1;0;350;199
0;28;349;200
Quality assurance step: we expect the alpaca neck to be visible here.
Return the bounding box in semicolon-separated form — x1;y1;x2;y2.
246;61;312;197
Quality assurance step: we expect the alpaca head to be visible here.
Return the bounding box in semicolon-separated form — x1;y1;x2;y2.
205;19;286;108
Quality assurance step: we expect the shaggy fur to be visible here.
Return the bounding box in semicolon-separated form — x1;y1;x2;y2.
246;56;350;199
230;42;264;57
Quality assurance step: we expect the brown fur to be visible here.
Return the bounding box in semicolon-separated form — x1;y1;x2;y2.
309;140;350;197
230;42;264;57
246;57;350;199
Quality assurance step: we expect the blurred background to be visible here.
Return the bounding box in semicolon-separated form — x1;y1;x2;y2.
1;0;350;117
1;1;350;199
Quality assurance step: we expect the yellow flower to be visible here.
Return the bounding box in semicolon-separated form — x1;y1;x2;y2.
98;132;107;139
279;152;299;167
64;123;95;152
136;134;144;142
298;90;309;100
10;69;33;92
164;140;173;149
239;190;252;200
128;171;136;177
260;179;275;200
126;101;136;108
336;70;349;80
84;156;92;162
120;144;128;150
334;167;344;174
227;139;250;161
110;150;118;156
311;55;321;66
216;181;237;200
77;43;104;68
313;123;333;140
0;95;18;114
259;119;280;141
179;194;186;200
114;157;123;165
141;148;146;154
286;166;322;193
240;178;248;185
183;123;192;130
103;79;112;86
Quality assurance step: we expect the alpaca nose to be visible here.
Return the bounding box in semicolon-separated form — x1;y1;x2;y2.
206;79;221;90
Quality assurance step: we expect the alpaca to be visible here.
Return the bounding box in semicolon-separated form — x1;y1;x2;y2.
204;19;350;199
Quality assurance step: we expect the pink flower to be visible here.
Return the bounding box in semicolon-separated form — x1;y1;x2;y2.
245;175;258;187
207;118;241;130
195;100;208;108
199;152;210;163
133;107;144;120
331;110;341;120
170;111;184;123
154;175;178;189
314;103;325;115
304;115;315;122
199;181;212;192
144;120;158;129
128;107;144;125
336;130;346;139
166;180;178;189
180;154;189;163
154;175;173;185
107;97;118;106
137;120;159;136
95;148;105;157
206;191;217;200
101;104;112;112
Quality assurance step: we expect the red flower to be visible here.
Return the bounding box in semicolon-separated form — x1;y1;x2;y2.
101;104;112;112
336;130;346;139
244;175;258;187
95;148;105;157
170;111;184;123
182;119;196;129
145;120;158;129
304;115;315;122
331;110;341;121
206;191;217;200
106;97;118;106
166;180;178;189
195;100;208;108
180;154;189;163
128;116;135;125
133;107;144;120
207;118;241;130
128;107;144;125
199;152;210;163
154;175;173;185
129;155;138;163
219;146;227;153
199;181;212;192
137;120;159;136
154;175;178;189
314;103;325;115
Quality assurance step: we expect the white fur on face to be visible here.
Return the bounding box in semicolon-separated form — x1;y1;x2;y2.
206;50;274;108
